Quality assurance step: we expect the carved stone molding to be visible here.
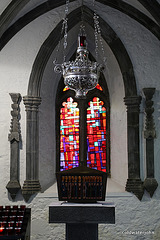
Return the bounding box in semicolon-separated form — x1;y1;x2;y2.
6;180;21;200
6;93;21;199
143;178;158;197
124;96;142;114
143;88;158;197
143;88;156;139
22;96;41;202
126;179;144;200
124;96;144;200
22;180;42;202
23;96;41;111
8;93;21;141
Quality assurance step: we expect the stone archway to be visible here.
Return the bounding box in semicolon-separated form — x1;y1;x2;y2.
22;6;143;201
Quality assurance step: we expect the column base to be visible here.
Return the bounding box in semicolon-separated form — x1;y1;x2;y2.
66;223;98;240
6;180;21;200
126;178;144;200
144;178;158;197
22;180;41;202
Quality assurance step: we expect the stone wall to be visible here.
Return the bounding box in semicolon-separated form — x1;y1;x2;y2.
1;189;160;240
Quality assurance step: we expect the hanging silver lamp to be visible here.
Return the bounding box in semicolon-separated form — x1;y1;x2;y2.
62;34;102;98
54;1;104;99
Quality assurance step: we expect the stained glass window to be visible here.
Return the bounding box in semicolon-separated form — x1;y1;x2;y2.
60;97;79;171
60;86;108;173
87;97;106;172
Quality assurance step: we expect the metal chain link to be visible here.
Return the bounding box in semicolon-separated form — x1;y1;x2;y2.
63;0;69;62
93;0;106;64
53;0;69;64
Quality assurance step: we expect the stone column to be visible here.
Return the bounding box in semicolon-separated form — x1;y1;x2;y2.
22;96;41;202
124;96;144;200
143;88;158;197
6;93;21;199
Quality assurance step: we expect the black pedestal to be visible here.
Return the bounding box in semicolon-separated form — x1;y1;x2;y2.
49;202;115;240
66;223;98;240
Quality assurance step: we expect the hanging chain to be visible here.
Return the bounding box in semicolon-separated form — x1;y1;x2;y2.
81;0;84;23
53;21;65;64
53;0;69;64
63;0;69;62
80;0;86;36
93;0;106;64
93;13;99;60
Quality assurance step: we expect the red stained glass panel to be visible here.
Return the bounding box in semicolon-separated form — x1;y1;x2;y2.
87;97;107;172
60;97;79;171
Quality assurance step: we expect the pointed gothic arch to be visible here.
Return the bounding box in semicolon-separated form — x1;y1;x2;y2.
22;6;143;201
27;6;137;97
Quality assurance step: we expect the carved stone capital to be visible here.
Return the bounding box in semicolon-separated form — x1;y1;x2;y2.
126;178;144;200
143;178;158;197
124;96;142;113
9;93;21;104
144;130;156;139
23;96;41;111
143;88;155;100
22;180;41;202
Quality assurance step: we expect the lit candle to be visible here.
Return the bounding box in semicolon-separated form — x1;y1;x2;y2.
1;221;7;227
0;226;4;233
20;205;26;210
13;205;18;210
5;206;10;210
6;227;13;234
8;221;14;227
17;216;23;221
16;221;22;227
10;210;17;216
15;227;21;234
9;216;16;221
